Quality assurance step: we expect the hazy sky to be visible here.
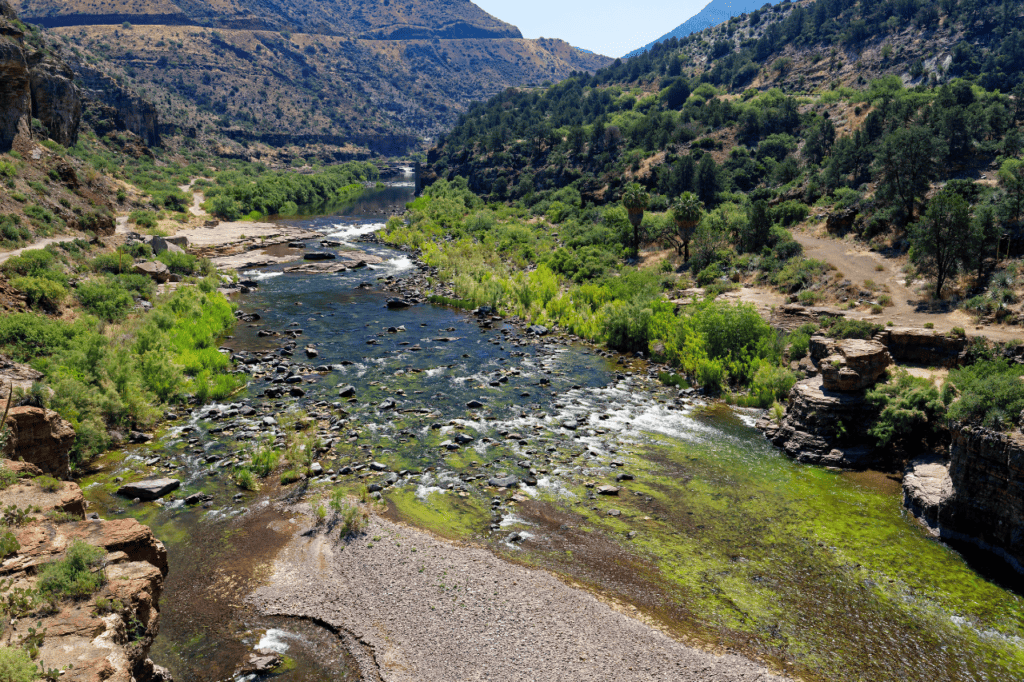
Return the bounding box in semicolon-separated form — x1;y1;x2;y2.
473;0;710;58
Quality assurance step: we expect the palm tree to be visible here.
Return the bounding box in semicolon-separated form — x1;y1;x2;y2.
671;192;703;263
621;182;649;257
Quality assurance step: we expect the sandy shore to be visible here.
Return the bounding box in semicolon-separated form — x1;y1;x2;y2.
250;509;788;682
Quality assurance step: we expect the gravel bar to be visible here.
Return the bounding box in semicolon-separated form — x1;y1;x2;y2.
250;511;789;682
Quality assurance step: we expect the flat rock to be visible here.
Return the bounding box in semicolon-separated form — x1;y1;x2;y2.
488;475;519;488
596;485;620;495
903;455;952;533
116;478;180;501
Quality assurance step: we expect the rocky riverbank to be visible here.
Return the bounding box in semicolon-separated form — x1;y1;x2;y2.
251;503;788;682
0;460;169;682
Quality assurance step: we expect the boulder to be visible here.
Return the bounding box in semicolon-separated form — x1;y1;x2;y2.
2;406;75;479
902;455;953;533
134;260;170;283
303;252;336;261
386;298;412;309
817;338;892;392
488;475;519;488
149;236;184;255
116;478;180;501
338;385;356;398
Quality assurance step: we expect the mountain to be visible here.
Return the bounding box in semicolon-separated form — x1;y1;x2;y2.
624;0;766;58
9;0;612;158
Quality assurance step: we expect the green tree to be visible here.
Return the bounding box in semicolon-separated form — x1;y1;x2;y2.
998;158;1024;226
670;192;703;262
741;200;772;253
621;182;650;257
873;126;944;225
695;154;720;207
910;191;971;298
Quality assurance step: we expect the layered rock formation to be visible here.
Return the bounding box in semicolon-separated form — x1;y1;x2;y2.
760;338;891;468
904;425;1024;573
2;405;76;479
0;463;170;682
874;327;969;368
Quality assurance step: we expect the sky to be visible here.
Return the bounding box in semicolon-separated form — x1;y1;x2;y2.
473;0;710;58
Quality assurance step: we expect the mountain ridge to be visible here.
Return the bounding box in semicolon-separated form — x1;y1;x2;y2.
625;0;766;58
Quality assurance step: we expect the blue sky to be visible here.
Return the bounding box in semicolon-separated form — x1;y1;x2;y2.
473;0;710;58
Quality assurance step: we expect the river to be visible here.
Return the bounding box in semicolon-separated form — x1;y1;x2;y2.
79;172;1024;681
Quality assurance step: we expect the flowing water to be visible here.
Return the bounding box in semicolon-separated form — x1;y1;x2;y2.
79;173;1024;681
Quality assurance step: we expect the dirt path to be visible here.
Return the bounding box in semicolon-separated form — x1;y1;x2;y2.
0;235;83;264
251;510;787;682
177;180;207;217
793;230;1024;342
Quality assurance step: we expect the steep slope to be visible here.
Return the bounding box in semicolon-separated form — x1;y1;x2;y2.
10;0;610;156
625;0;765;58
13;0;523;38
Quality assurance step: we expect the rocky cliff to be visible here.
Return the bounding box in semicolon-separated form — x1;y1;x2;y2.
904;425;1024;573
2;405;76;479
0;461;170;682
759;337;892;468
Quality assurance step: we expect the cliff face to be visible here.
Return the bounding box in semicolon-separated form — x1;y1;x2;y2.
0;464;171;682
0;1;81;151
926;426;1024;572
73;61;160;147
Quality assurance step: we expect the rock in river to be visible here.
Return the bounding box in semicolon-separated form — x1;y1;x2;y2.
489;475;519;488
386;298;412;309
117;478;180;501
338;385;356;397
303;252;336;261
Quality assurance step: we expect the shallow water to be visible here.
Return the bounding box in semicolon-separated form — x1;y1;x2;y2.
81;172;1024;681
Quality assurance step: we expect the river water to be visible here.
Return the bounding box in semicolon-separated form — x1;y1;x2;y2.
80;173;1024;681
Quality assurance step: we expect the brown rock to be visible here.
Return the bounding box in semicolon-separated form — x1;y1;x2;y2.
818;339;892;392
902;455;952;534
875;327;969;368
3;406;75;479
134;260;170;283
0;480;85;517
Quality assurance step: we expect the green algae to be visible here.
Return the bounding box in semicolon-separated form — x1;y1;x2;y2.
386;487;489;541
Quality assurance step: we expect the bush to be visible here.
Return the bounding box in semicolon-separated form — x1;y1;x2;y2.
36;539;105;600
787;323;818;360
821;318;883;339
1;249;57;278
0;646;38;682
866;370;945;447
75;278;135;322
947;359;1024;429
749;363;798;406
601;299;653;354
11;276;66;310
129;210;157;228
696;358;726;393
156;250;201;275
36;475;61;492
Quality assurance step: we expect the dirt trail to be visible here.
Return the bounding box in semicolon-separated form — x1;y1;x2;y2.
252;510;788;682
793;230;1024;342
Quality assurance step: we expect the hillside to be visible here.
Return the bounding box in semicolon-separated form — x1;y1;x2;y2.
8;0;611;157
12;0;523;38
625;0;765;58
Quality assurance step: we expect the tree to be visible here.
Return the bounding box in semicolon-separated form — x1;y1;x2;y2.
670;192;703;262
621;182;650;257
873;126;944;225
804;116;836;165
998;158;1024;227
695;154;720;207
910;191;971;298
741;200;772;253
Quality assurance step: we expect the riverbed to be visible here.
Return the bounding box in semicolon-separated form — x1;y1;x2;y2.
80;174;1024;682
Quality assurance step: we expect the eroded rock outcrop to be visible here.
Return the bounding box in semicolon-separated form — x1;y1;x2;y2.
0;464;170;682
2;405;76;479
903;426;1024;572
874;327;968;368
759;375;882;468
815;337;892;392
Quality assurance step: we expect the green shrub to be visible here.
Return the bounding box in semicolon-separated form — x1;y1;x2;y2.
129;210;157;229
0;646;38;682
250;441;281;477
866;370;945;446
235;468;256;490
75;278;135;322
91;252;132;274
156;250;200;275
750;363;798;406
787;323;818;360
601;299;653;354
696;358;726;393
947;360;1024;429
11;276;66;310
0;215;29;245
821;318;883;339
280;469;301;485
1;249;57;278
36;539;105;600
696;264;720;286
36;475;61;492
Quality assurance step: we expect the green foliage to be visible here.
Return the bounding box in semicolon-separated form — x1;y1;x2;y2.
748;363;798;407
156;250;204;275
0;215;30;246
36;540;105;601
820;318;883;340
947;359;1024;429
787;323;819;360
866;370;946;447
35;476;61;493
280;470;301;485
10;276;66;310
75;278;136;322
129;210;158;229
235;468;256;490
206;161;377;217
0;646;37;682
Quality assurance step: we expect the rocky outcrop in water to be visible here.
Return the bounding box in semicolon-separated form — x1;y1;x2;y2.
760;338;891;468
0;461;170;682
904;425;1024;573
2;405;76;479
